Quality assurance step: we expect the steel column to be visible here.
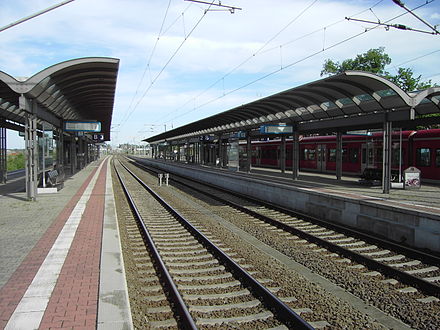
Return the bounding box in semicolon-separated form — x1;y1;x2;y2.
246;133;251;173
217;136;222;167
383;120;392;194
336;132;342;180
70;136;77;174
280;135;286;173
0;126;6;184
292;131;299;180
25;112;38;200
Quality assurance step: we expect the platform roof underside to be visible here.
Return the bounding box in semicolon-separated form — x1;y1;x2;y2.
0;57;119;141
145;71;440;143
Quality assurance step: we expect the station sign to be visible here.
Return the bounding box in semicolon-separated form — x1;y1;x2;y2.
230;131;247;139
260;124;293;134
199;135;214;141
64;121;101;132
92;134;104;141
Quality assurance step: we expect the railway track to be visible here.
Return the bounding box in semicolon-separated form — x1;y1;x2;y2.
113;158;314;329
128;157;440;329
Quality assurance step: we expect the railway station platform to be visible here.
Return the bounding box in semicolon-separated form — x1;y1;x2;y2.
0;156;132;329
135;157;440;253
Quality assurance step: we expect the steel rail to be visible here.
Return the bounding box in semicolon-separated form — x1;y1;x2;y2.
130;158;440;298
119;159;313;329
129;157;440;264
113;161;197;330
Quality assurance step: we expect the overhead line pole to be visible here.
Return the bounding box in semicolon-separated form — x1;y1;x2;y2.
0;0;75;33
391;0;439;34
184;0;242;13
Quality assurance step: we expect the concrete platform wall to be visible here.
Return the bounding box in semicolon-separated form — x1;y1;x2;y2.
141;159;440;253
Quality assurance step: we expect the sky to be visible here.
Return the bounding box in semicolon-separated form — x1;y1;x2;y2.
1;0;439;149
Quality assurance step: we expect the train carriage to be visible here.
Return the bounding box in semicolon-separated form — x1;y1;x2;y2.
246;129;440;183
411;129;440;182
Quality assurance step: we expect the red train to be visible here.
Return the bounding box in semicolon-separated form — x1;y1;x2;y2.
248;129;440;183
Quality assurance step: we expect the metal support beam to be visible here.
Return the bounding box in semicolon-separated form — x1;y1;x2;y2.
383;120;392;194
200;140;204;165
292;131;299;180
336;132;342;180
217;135;222;167
186;140;190;163
0;125;7;184
246;132;252;173
280;135;286;174
70;136;76;174
25;111;38;200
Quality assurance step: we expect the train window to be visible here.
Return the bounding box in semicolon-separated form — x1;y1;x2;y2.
342;148;348;162
349;148;359;163
328;149;336;162
436;149;440;167
416;148;431;167
302;148;316;161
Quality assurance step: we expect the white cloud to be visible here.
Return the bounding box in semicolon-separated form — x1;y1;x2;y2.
1;0;439;147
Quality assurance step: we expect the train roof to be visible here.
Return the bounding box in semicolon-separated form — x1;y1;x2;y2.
243;129;440;144
412;128;440;139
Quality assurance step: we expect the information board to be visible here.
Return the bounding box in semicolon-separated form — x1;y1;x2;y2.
260;125;293;134
64;121;101;132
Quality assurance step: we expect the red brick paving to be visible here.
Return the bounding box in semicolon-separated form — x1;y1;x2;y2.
39;160;107;329
0;160;106;329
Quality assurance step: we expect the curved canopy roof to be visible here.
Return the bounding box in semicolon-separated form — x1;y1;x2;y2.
0;57;119;141
145;71;440;143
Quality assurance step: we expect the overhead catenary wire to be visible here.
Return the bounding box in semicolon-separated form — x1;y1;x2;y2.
346;0;438;35
163;0;437;124
117;0;217;130
160;0;387;125
386;49;440;78
158;0;321;124
117;0;186;128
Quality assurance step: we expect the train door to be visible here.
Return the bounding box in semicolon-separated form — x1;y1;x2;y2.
361;143;374;172
317;144;326;172
254;146;261;166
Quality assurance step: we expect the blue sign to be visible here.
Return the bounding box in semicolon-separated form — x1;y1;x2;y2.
231;131;247;139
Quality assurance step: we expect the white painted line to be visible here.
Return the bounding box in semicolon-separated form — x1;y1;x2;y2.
5;158;107;330
97;156;133;329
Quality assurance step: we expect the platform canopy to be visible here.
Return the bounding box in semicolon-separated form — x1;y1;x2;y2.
145;71;440;143
0;57;119;141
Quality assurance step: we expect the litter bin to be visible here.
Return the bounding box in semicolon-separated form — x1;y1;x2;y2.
404;167;421;189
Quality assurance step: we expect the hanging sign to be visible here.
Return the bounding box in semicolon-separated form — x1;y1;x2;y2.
260;124;293;134
64;121;101;132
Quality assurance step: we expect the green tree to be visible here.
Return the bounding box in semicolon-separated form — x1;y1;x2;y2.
7;152;25;171
387;67;432;92
321;47;391;76
320;47;432;92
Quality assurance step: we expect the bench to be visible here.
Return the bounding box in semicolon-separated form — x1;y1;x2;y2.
359;168;400;185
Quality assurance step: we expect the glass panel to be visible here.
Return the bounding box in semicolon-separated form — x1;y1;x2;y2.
328;148;336;162
416;148;431;167
350;148;359;163
321;101;338;110
419;97;431;104
376;89;397;97
303;148;316;161
342;148;348;162
355;94;374;102
436;149;440;167
337;97;355;105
